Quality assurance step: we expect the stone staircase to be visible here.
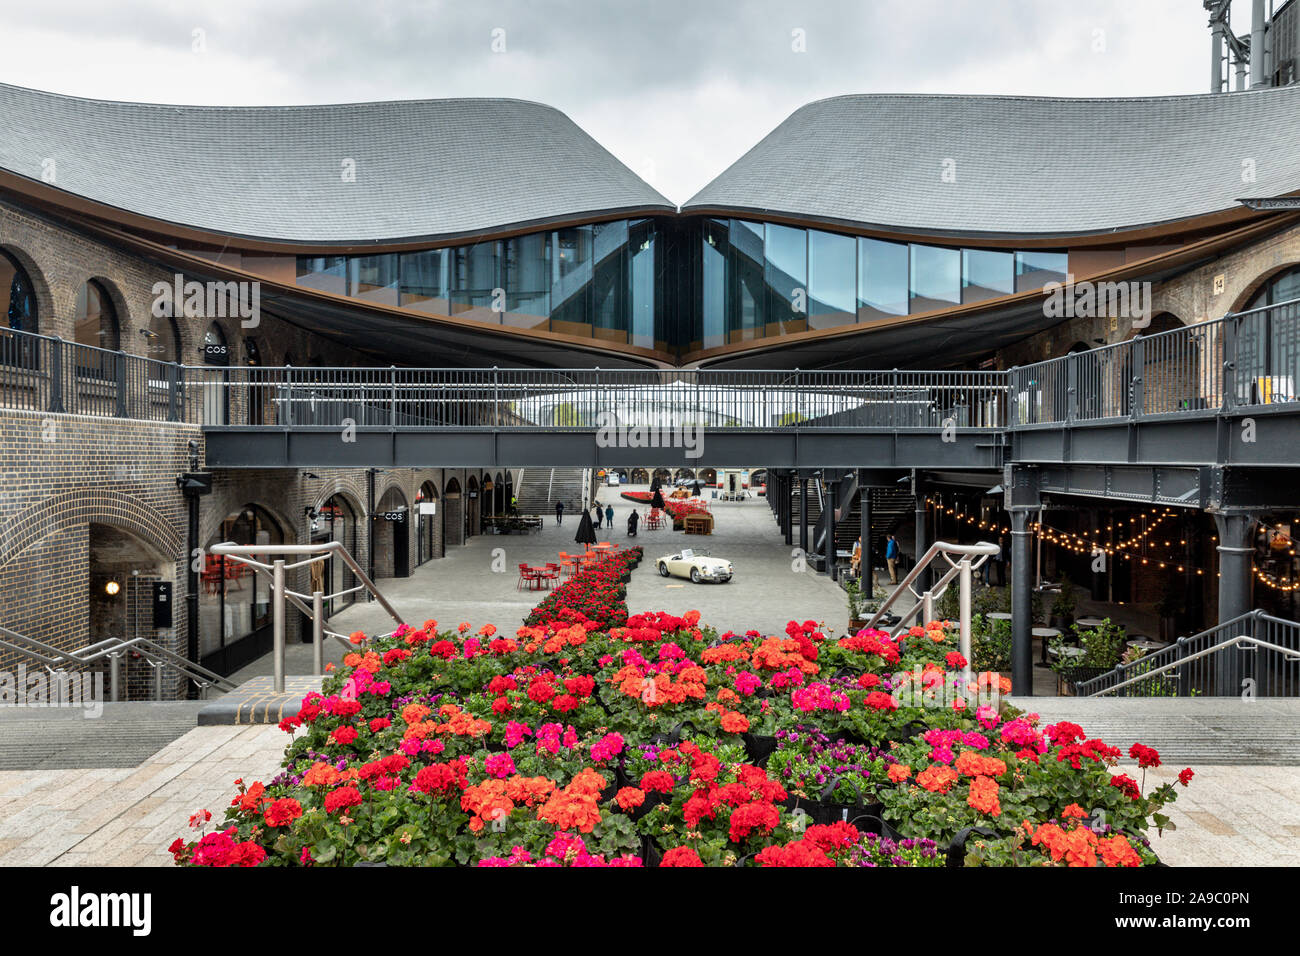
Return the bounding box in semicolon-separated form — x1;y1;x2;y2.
514;467;590;515
0;701;207;770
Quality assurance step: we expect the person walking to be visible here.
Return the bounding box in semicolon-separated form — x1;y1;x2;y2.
592;503;602;529
605;504;614;528
555;500;564;525
885;534;900;585
627;509;639;537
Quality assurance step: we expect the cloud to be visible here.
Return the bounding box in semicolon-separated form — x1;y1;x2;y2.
0;0;1223;204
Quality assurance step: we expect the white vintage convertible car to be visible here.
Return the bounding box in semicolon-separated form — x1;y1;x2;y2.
656;549;733;584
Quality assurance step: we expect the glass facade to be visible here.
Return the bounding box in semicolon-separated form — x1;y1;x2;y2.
299;218;663;348
689;219;1066;351
296;218;1068;358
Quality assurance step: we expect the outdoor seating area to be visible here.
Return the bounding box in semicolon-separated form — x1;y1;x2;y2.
519;543;634;591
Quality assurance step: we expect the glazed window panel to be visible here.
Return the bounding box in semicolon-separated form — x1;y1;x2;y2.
857;237;908;322
399;249;450;314
909;244;960;313
1015;251;1068;293
962;249;1014;304
700;219;729;350
765;222;807;336
295;256;346;295
550;226;593;338
629;219;656;350
502;233;550;329
728;220;766;343
592;220;629;343
452;241;501;322
348;254;399;307
807;229;856;329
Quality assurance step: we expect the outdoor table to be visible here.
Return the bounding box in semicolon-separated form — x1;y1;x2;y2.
1047;644;1085;660
1126;638;1169;653
1075;616;1107;628
986;612;1012;622
1032;626;1061;664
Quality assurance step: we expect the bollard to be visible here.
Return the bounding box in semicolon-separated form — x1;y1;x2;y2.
312;590;324;677
272;559;286;693
958;557;973;688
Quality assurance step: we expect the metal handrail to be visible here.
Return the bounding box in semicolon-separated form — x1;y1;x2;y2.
0;623;236;697
1075;608;1300;697
209;540;405;692
1086;635;1300;697
863;539;1000;683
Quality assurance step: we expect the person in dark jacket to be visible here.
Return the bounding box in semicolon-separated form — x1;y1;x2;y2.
592;503;602;529
627;510;639;537
555;500;564;525
605;504;614;527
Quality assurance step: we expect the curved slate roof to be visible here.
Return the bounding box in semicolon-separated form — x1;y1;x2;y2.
0;83;674;244
685;88;1300;238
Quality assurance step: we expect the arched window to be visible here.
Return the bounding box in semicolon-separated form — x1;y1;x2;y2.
1246;265;1300;311
1241;266;1300;406
0;250;37;334
144;313;182;363
202;323;229;366
74;280;120;352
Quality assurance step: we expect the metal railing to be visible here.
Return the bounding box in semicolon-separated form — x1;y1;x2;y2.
181;365;1010;431
0;622;236;699
1077;609;1300;697
209;540;405;692
864;539;1001;683
1;298;1296;435
0;328;181;421
1010;297;1300;426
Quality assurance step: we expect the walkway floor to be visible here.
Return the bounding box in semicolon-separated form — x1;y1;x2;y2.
0;723;283;866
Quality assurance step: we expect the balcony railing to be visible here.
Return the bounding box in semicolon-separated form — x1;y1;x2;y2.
1;298;1296;432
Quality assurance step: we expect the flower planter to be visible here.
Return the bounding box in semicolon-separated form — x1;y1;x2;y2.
742;732;778;765
943;825;1000;867
812;776;885;829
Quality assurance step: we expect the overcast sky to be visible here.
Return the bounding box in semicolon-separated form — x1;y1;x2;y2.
0;0;1252;204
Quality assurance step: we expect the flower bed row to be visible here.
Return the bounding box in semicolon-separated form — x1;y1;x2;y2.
620;490;711;522
169;558;1192;867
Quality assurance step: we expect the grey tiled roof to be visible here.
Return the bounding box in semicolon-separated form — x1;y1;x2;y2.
685;88;1300;237
0;83;674;244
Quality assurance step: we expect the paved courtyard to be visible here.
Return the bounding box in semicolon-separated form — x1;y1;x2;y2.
232;488;865;684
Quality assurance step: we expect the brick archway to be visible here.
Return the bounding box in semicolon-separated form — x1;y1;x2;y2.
0;489;182;570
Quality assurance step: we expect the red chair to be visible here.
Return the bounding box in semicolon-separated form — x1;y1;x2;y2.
517;564;538;591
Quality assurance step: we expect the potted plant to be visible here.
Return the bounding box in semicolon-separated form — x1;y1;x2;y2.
845;579;868;631
1050;618;1126;694
1049;576;1077;630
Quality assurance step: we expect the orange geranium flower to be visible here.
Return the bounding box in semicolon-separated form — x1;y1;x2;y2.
954;750;1008;778
401;703;431;725
887;763;912;783
916;765;959;794
720;711;750;734
967;775;1001;816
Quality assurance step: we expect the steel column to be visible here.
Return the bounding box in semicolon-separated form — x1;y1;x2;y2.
1213;512;1255;694
1010;510;1033;695
823;480;837;580
798;478;808;557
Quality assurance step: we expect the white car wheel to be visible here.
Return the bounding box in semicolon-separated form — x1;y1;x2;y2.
659;562;670;577
690;568;701;583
